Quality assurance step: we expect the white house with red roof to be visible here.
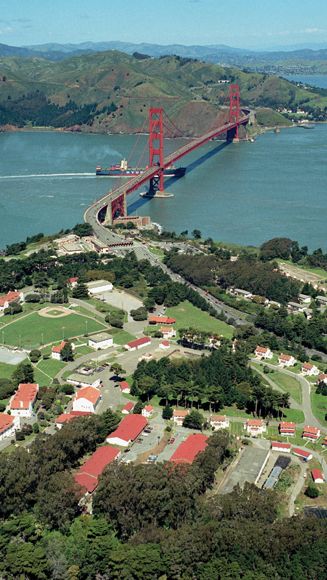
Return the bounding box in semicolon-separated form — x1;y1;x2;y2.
124;336;151;351
122;402;135;415
159;326;176;339
271;441;291;453
292;447;312;461
278;353;296;367
55;411;91;429
142;404;154;418
255;346;273;360
0;290;24;313
172;409;189;426
311;468;325;484
106;414;148;446
302;425;321;441
245;418;266;437
159;340;170;350
119;381;130;394
0;413;19;441
279;421;296;436
51;340;71;360
301;362;319;376
317;373;327;385
72;386;101;413
148;315;176;325
210;415;230;431
10;383;39;417
67;277;79;288
74;446;120;494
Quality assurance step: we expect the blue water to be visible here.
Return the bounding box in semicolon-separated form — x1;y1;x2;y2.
285;74;327;89
0;126;326;250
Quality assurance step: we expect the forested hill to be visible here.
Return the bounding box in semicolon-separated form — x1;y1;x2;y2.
0;50;326;134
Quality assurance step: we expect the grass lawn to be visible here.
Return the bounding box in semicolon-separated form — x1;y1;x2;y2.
230;421;246;436
74;345;94;357
1;311;107;349
269;371;302;404
36;358;65;380
223;405;251;418
0;361;18;379
166;301;234;339
281;408;305;423
111;329;135;345
311;388;327;426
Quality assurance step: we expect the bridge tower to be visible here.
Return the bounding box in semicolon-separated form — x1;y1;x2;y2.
227;83;240;142
149;107;164;194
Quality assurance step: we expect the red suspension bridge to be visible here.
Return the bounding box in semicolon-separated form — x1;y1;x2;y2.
84;84;249;229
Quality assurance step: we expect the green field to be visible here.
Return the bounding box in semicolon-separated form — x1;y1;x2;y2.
166;301;234;338
269;371;302;404
0;362;17;380
1;312;107;349
311;388;327;426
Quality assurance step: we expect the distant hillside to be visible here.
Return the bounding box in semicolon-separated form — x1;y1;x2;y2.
0;50;326;135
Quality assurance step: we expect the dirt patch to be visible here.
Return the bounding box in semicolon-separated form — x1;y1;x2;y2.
38;306;72;319
135;434;169;465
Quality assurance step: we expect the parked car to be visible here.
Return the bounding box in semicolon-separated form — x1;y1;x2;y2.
147;454;158;463
169;437;175;444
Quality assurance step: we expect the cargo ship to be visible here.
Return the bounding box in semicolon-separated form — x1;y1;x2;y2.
96;158;186;177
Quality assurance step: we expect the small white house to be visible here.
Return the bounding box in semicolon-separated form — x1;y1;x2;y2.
88;333;113;350
278;353;296;367
72;386;101;413
51;340;74;360
87;280;113;295
312;469;325;484
173;409;189;426
298;294;311;305
142;405;154;418
302;362;320;376
159;340;170;350
318;373;327;385
255;346;273;360
0;290;24;313
245;419;266;437
210;415;230;431
0;413;19;441
159;326;176;339
119;381;131;394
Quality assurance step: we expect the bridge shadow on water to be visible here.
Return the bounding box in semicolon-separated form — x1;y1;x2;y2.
128;140;230;215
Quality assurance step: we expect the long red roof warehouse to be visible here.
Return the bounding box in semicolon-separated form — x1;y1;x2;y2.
107;414;148;444
75;446;120;493
170;433;208;464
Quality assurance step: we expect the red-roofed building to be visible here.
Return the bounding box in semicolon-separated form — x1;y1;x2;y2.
148;315;176;325
292;447;312;461
55;411;92;429
0;290;24;312
210;415;230;431
255;345;273;360
159;326;176;339
312;468;324;484
317;373;327;385
170;433;208;464
245;419;266;437
159;340;170;350
173;409;189;426
0;413;19;441
10;383;39;417
124;336;151;351
72;386;101;413
142;404;154;418
278;353;296;367
122;402;135;415
301;362;319;376
51;340;69;360
67;277;79;288
271;441;291;453
106;414;148;446
279;422;296;436
302;425;321;440
75;446;120;493
119;381;130;394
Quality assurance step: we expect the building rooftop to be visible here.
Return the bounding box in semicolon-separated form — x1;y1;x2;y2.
89;332;112;343
10;383;39;410
126;336;151;349
75;446;120;493
170;433;208;464
107;414;148;443
76;386;101;405
0;413;14;434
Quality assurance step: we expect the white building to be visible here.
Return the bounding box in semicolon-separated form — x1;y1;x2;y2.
0;413;19;441
51;340;74;360
210;415;230;431
173;409;189;426
10;383;39;418
0;290;24;313
278;353;296;367
142;405;154;418
302;362;320;377
87;280;113;295
245;419;266;437
255;346;273;360
72;386;101;413
159;326;176;339
88;333;113;350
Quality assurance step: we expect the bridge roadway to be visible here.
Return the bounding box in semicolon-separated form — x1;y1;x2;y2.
84;114;249;232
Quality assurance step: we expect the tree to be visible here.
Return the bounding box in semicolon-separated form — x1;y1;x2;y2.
162;405;173;420
183;409;204;430
61;342;74;362
29;349;42;363
192;229;202;239
305;482;320;498
106;315;124;328
72;283;89;299
130;307;147;321
4;302;22;315
12;361;34;387
36;471;81;530
133;401;144;414
110;363;126;379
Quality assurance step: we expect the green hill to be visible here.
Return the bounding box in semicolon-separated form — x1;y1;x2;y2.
0;50;326;134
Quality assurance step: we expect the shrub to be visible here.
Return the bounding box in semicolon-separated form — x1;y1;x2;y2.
305;483;320;498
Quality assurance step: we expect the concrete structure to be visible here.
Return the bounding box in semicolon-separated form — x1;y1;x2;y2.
0;413;19;441
279;421;296;436
255;346;273;360
170;433;208;464
75;446;121;493
221;445;270;494
106;414;148;447
87;280;113;294
245;419;266;437
298;294;311;305
55;411;92;429
292;448;313;461
302;425;321;441
119;381;131;394
142;405;154;418
122;402;135;414
210;415;230;431
311;469;324;484
10;383;39;417
278;353;296;367
72;386;101;414
271;441;291;453
88;333;113;350
301;362;319;376
287;302;306;314
173;409;189;426
124;336;151;351
67;373;102;389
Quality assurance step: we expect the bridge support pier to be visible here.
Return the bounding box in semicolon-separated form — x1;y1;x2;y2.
227;84;240;142
103;192;127;226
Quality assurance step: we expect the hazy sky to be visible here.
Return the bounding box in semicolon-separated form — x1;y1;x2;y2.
1;0;327;49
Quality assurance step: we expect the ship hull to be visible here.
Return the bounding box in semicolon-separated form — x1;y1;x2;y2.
96;167;186;177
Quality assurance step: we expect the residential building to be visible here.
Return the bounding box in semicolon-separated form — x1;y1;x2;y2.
159;340;170;350
124;336;151;351
271;441;291;453
278;353;296;367
311;469;324;484
318;373;327;385
86;280;113;294
255;345;273;360
159;326;176;339
245;419;266;437
302;425;321;440
0;290;24;313
122;402;135;414
279;421;296;436
119;381;130;394
292;448;312;461
230;288;253;300
88;333;113;350
72;386;101;413
170;433;208;464
210;415;230;431
0;413;19;441
106;414;148;446
10;383;39;417
301;362;319;376
148;315;176;325
67;277;79;288
51;340;70;360
316;295;327;310
142;405;154;418
287;302;306;314
298;294;311;305
173;409;189;426
55;411;92;429
74;446;120;493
